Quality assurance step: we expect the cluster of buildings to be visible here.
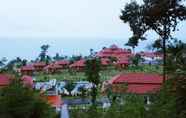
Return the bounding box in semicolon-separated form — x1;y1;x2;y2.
0;44;165;116
20;44;163;76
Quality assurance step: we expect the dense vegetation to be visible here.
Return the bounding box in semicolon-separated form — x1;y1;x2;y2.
0;79;57;118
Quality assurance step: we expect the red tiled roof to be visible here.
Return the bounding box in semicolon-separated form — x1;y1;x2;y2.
44;63;62;70
33;62;46;67
116;60;129;65
0;74;11;86
96;45;131;58
21;75;33;87
101;58;110;66
111;73;163;84
47;95;63;108
55;60;70;65
110;73;163;94
21;65;35;71
70;59;85;68
116;57;130;65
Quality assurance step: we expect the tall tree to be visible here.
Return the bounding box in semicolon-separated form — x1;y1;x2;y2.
85;58;101;105
39;44;50;62
130;53;144;66
166;40;186;118
120;0;186;82
125;36;139;53
53;53;67;61
0;57;7;68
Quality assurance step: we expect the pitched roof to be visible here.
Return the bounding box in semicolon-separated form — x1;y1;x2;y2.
33;62;46;67
101;58;110;66
116;60;129;65
44;63;62;70
111;73;163;84
116;57;130;64
21;65;35;71
70;59;85;68
110;73;163;94
96;45;131;58
55;60;70;65
0;74;11;86
47;95;63;108
21;75;33;87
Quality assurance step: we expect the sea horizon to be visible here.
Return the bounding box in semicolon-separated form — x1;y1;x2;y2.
0;37;158;61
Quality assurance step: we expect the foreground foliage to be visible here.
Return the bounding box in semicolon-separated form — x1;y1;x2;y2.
0;79;57;118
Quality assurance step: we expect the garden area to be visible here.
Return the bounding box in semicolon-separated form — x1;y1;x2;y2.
35;65;162;82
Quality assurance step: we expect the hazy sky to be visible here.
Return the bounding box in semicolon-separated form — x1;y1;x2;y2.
0;0;186;60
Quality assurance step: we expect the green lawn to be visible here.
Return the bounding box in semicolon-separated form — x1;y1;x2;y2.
35;65;162;82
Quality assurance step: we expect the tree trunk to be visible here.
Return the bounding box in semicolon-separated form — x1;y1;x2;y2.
163;36;166;83
162;23;168;83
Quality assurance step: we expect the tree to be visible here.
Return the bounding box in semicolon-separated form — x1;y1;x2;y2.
39;44;50;62
125;36;139;53
69;55;82;62
53;53;60;61
5;58;22;73
53;53;66;61
130;54;144;66
0;79;56;118
166;40;186;118
65;81;75;96
120;0;186;82
89;48;95;57
85;58;101;105
0;57;7;68
22;59;27;66
147;79;176;118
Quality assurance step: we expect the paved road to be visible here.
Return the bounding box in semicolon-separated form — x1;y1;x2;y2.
61;104;69;118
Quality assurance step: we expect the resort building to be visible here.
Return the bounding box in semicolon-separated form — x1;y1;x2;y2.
96;44;132;59
103;73;163;104
69;59;85;71
44;63;62;74
100;58;110;68
33;62;47;72
21;75;34;88
55;60;70;69
108;73;163;94
0;74;11;88
138;52;163;65
115;57;130;69
20;65;35;76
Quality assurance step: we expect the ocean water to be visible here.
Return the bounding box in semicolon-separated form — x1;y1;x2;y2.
0;37;155;61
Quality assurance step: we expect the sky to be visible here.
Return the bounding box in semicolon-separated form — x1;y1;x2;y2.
0;0;186;60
